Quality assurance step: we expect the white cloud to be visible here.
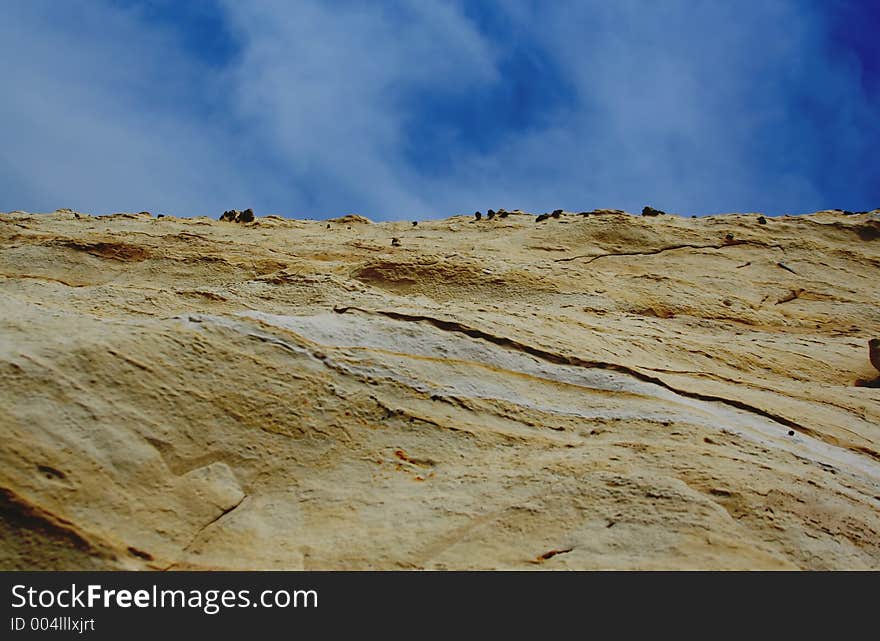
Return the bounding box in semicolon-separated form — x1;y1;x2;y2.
0;1;257;216
218;0;499;218
0;0;876;218
412;1;837;215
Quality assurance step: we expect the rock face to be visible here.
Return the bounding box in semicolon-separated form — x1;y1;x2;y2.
1;208;879;570
327;214;371;225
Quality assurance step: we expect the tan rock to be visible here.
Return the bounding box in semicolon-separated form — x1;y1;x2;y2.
0;208;878;569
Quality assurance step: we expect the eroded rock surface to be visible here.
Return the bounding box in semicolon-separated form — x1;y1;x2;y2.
1;208;879;569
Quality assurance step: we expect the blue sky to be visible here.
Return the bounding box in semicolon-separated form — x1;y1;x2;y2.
1;0;878;220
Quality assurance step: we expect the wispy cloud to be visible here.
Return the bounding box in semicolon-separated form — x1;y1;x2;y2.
0;2;255;215
1;0;877;218
218;0;499;218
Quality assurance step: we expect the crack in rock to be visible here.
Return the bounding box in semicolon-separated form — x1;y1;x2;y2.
553;240;783;263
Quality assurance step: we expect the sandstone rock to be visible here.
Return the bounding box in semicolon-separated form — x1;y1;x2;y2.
1;208;879;570
328;214;371;224
642;206;665;216
581;209;626;216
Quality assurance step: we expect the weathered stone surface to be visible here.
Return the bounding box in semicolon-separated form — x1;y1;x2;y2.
327;214;371;225
0;208;879;570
